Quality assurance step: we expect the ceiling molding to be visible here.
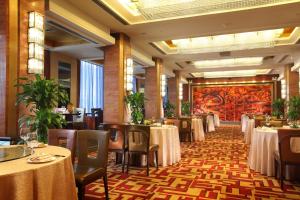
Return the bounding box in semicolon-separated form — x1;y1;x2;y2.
149;42;167;55
91;0;130;25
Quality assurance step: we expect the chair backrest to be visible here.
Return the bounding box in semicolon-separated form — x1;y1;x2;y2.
73;108;85;122
48;129;77;163
164;119;180;129
179;118;192;132
278;129;300;164
103;124;126;151
76;130;110;168
126;125;150;153
91;108;103;117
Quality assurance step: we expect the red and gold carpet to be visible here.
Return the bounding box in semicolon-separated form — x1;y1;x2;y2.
85;125;300;199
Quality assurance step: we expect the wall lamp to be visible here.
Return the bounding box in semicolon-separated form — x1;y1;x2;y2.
28;11;44;74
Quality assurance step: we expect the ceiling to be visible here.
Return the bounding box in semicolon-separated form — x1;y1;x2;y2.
47;0;300;79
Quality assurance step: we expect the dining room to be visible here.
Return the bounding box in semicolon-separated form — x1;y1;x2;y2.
1;0;300;200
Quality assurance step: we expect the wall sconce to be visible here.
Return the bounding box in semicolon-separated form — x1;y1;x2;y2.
28;11;44;74
161;74;166;97
179;83;183;100
281;79;287;99
125;58;134;91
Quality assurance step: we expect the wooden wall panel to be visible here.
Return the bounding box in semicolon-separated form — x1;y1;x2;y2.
0;0;8;136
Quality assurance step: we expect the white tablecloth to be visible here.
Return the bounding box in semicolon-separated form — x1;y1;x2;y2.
192;118;205;141
151;125;181;167
244;119;255;145
241;114;249;132
214;114;220;127
248;128;300;176
207;115;215;132
0;146;77;200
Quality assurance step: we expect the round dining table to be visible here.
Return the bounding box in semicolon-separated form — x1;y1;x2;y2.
0;145;77;200
206;115;215;132
192;118;205;141
248;127;300;176
241;114;249;133
150;125;181;167
244;119;255;145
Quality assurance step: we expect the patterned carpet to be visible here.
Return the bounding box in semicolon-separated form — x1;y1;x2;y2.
85;125;300;200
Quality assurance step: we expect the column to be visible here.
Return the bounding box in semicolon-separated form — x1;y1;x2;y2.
103;33;131;123
167;70;181;117
284;64;299;100
144;58;163;119
0;0;45;137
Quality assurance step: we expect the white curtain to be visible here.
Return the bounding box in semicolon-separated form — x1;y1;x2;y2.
79;61;104;113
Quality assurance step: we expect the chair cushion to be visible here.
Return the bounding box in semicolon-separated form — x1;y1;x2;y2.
74;164;106;185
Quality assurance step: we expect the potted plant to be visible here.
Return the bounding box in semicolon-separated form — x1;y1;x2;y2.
125;92;145;124
287;96;300;128
272;98;285;119
181;101;191;116
164;100;175;118
16;74;69;143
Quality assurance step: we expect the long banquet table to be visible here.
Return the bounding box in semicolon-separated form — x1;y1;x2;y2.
248;127;300;176
192;118;205;141
0;146;77;200
150;125;181;167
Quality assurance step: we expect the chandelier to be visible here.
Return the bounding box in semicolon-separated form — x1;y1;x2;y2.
120;0;298;20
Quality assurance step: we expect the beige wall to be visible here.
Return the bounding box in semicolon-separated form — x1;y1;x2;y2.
50;52;78;106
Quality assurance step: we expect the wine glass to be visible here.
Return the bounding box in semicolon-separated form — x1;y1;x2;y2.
19;128;30;145
280;115;284;120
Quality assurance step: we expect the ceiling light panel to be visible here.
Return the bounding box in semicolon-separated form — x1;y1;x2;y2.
171;29;283;54
192;69;270;78
118;0;298;20
194;57;263;68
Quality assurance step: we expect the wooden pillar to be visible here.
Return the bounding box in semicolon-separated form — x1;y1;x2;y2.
285;64;299;100
103;33;131;123
0;0;45;137
167;71;181;117
144;58;163;119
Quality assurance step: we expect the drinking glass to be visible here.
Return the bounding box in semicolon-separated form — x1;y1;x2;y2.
27;131;39;152
280;115;284;120
19;128;30;145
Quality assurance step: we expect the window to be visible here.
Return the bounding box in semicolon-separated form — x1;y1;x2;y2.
79;61;104;113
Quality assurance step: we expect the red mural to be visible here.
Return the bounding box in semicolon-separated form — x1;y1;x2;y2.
193;84;272;121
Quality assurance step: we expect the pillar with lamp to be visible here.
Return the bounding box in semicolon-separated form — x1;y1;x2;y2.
28;11;44;74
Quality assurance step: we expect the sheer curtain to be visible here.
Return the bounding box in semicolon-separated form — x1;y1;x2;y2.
79;61;104;113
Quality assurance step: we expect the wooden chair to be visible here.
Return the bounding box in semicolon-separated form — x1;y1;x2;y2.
103;124;127;172
274;129;300;189
126;125;159;176
74;130;110;200
48;129;77;163
179;118;193;143
164;118;180;129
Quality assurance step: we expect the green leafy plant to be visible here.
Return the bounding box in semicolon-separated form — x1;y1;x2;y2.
272;98;285;118
15;74;69;143
287;96;300;128
164;100;175;118
181;101;191;116
125;92;145;124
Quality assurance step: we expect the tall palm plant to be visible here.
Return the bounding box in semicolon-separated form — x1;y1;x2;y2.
15;74;69;143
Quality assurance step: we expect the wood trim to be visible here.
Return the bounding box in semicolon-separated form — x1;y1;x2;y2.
44;50;51;79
